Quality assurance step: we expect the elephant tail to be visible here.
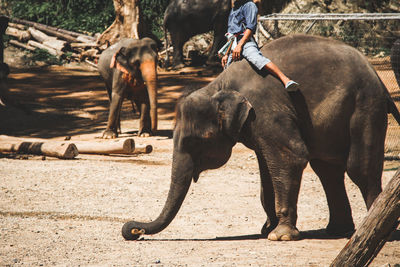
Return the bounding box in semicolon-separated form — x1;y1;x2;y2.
387;96;400;125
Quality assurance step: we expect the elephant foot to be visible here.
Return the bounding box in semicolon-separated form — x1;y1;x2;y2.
267;224;300;241
102;129;118;139
138;130;152;137
261;218;278;236
326;222;355;237
122;222;145;241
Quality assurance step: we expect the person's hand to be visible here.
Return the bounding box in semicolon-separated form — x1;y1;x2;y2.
221;54;228;68
232;44;243;61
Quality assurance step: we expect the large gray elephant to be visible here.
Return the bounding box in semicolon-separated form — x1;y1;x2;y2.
122;35;400;241
98;38;158;138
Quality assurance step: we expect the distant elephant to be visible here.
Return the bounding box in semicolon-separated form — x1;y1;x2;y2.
121;35;400;241
163;0;292;68
163;0;231;68
390;39;400;88
98;38;158;138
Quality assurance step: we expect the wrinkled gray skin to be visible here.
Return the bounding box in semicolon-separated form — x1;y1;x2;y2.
98;38;158;138
122;35;400;241
163;0;231;68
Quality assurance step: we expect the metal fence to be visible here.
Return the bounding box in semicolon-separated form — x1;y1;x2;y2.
256;13;400;159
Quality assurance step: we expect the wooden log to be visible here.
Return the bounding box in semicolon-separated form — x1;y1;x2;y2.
43;39;68;52
27;40;60;56
5;27;31;42
70;42;99;48
0;141;78;159
9;40;35;51
28;27;56;43
69;138;135;155
34;26;78;43
84;59;98;68
133;144;153;154
8;22;25;30
10;17;95;41
330;168;400;267
76;35;94;43
80;48;99;59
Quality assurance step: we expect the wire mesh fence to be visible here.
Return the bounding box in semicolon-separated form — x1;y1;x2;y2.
256;13;400;160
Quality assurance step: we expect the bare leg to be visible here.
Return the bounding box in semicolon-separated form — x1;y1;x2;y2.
265;62;299;91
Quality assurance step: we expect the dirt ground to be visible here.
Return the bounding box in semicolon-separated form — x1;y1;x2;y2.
1;46;400;266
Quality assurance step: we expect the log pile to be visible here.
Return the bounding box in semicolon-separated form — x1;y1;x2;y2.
5;18;102;64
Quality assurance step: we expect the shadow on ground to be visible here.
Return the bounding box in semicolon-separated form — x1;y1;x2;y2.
0;65;218;138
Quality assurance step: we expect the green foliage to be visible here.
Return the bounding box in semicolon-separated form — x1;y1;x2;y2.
4;0;170;39
140;0;169;39
8;0;115;34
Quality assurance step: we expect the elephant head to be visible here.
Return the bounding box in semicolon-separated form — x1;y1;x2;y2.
122;89;255;240
111;37;159;133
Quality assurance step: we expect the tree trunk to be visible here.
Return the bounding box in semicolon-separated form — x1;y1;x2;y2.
97;0;144;47
330;168;400;267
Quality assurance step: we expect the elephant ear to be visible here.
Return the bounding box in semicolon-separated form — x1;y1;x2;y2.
110;47;130;74
211;90;255;142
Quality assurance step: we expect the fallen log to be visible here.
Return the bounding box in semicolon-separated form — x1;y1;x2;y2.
28;27;56;43
43;39;68;52
69;138;135;155
27;40;61;56
8;22;25;30
5;26;31;42
10;17;95;42
330;168;400;267
0;141;78;159
71;42;99;48
84;59;98;68
9;39;35;51
35;26;78;43
133;144;153;154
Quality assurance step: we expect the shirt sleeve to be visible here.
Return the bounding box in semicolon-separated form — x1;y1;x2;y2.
242;2;258;32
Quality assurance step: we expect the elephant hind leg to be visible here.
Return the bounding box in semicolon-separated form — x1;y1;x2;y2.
346;108;385;209
310;159;354;236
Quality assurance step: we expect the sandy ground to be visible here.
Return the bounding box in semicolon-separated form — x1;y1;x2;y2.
1;46;400;266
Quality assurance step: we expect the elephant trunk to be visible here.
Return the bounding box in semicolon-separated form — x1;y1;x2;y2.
122;150;193;240
140;60;158;133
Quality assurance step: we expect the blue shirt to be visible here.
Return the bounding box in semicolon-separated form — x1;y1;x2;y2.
227;1;258;35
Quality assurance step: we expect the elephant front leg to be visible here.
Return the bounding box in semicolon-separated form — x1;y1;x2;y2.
268;165;304;241
103;91;124;139
133;94;152;137
261;145;307;241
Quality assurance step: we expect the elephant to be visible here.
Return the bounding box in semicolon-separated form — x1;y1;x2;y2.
121;34;400;241
163;0;292;68
163;0;231;68
98;38;158;138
